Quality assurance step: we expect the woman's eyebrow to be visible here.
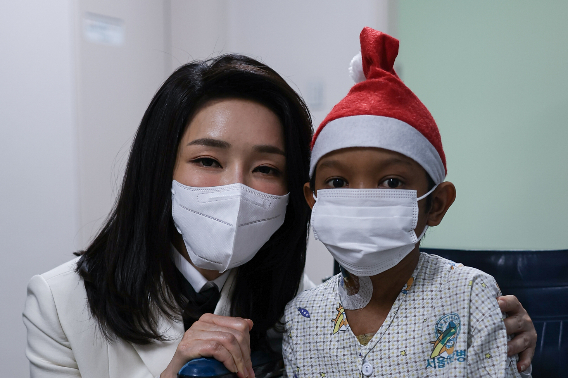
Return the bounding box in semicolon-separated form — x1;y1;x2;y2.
253;145;286;156
187;138;230;148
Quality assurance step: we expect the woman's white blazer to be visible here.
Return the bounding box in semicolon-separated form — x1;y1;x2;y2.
23;257;314;378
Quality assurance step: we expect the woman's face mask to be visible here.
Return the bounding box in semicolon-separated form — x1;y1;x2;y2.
172;181;289;272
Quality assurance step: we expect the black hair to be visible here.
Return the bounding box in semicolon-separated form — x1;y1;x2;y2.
75;54;313;348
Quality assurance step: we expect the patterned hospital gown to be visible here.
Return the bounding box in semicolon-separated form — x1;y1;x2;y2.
283;252;521;378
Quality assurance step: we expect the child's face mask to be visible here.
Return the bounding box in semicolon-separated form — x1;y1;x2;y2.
311;186;436;276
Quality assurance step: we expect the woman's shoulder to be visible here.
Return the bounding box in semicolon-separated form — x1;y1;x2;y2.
39;256;81;282
28;257;83;298
25;257;89;337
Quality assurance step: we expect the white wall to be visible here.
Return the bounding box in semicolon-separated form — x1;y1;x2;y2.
169;0;229;67
74;0;167;247
0;1;168;376
170;0;391;284
0;1;79;375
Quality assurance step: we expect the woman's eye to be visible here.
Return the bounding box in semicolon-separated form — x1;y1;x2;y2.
193;158;221;168
381;178;402;188
253;166;281;176
327;178;347;188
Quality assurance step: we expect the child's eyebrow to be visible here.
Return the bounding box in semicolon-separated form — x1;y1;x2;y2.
381;157;414;167
318;157;414;170
317;159;344;170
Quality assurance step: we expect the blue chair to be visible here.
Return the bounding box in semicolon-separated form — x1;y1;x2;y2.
178;350;284;378
421;248;568;378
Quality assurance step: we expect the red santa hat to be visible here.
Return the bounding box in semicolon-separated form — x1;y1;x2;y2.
310;27;447;184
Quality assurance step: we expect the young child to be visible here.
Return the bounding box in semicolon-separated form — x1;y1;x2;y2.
283;27;522;378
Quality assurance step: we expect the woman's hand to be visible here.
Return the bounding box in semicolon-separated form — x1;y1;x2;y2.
161;314;255;378
498;295;537;373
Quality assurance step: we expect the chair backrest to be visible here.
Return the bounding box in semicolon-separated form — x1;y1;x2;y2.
421;248;568;378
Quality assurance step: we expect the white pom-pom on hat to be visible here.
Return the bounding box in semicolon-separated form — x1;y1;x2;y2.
349;52;366;83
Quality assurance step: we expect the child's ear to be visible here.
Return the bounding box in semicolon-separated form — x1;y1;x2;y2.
426;182;456;226
303;182;316;210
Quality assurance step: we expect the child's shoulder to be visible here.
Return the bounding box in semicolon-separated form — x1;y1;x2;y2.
285;274;339;319
421;251;502;297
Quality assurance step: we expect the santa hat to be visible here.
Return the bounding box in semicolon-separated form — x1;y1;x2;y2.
310;27;447;184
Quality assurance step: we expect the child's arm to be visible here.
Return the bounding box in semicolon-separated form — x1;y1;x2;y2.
467;274;521;378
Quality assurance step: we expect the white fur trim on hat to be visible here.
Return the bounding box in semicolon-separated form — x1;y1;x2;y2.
349;52;366;83
310;115;446;184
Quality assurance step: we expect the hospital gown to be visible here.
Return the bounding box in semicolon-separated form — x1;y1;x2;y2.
283;252;521;377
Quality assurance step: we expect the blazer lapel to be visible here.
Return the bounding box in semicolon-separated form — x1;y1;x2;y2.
130;313;184;377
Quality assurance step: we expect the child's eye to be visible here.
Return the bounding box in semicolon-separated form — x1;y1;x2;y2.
253;165;281;176
326;178;347;188
192;157;221;168
380;178;402;188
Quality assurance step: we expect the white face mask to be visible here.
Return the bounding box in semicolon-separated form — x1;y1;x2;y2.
311;186;436;277
171;181;289;272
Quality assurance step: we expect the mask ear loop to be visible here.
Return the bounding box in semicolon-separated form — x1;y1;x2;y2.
417;184;439;202
416;224;429;241
415;184;439;241
310;192;320;240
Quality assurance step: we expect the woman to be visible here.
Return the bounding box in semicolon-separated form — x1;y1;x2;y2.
23;54;536;378
23;54;312;378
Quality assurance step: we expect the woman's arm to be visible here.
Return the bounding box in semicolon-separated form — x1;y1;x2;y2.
23;275;81;378
497;296;537;374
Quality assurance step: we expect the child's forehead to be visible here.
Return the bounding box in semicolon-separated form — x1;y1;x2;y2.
318;147;417;167
315;147;429;179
